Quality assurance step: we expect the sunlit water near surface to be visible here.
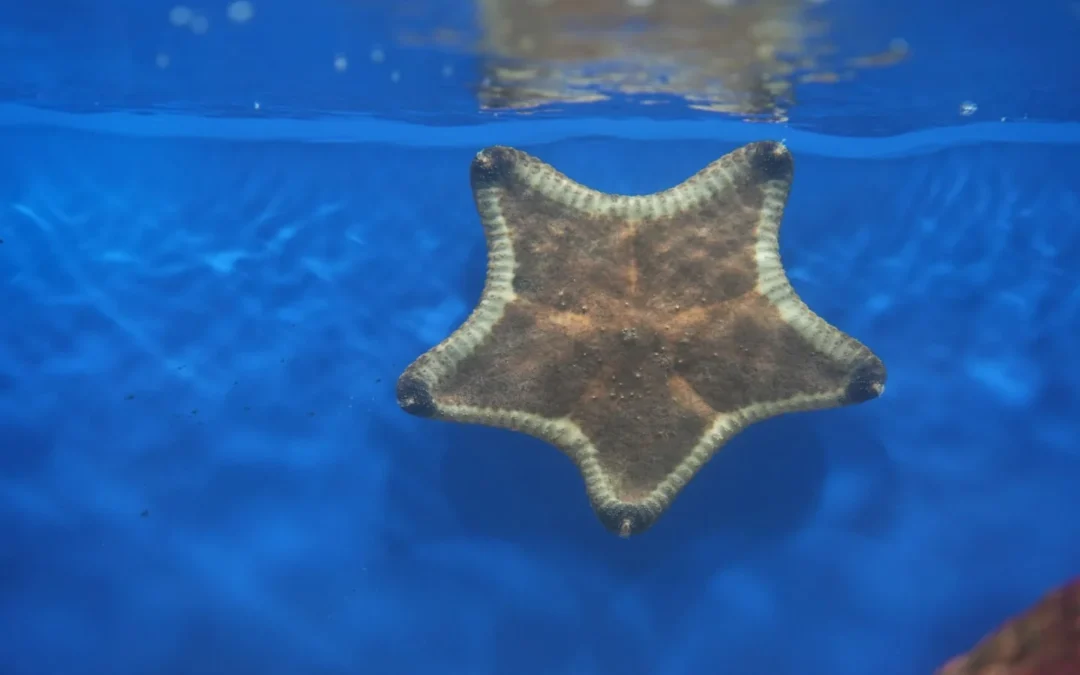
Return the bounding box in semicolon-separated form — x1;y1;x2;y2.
2;0;1080;674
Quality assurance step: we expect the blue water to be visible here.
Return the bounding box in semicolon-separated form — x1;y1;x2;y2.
2;1;1080;675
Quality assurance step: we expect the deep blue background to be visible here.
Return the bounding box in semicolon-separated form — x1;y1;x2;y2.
2;0;1080;673
2;128;1079;675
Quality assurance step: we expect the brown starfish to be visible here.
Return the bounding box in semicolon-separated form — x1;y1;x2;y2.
396;140;886;537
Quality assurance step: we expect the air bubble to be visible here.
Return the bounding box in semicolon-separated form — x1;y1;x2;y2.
169;5;192;26
227;1;255;23
190;14;209;34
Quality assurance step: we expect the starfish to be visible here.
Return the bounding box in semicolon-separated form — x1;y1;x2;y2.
396;140;886;537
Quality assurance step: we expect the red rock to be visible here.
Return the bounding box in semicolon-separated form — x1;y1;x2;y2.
935;576;1080;675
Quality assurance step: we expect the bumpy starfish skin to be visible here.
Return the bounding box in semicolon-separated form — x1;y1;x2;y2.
397;141;886;536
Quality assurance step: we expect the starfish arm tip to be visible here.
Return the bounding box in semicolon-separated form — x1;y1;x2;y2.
744;139;794;182
844;355;888;404
593;500;662;538
471;145;519;188
396;371;437;418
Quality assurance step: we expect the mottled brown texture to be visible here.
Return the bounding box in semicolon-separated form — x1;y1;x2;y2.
397;141;886;536
438;302;605;420
672;294;854;412
936;576;1080;675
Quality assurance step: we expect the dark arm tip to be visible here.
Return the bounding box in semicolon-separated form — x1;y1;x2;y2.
845;356;887;404
396;373;437;417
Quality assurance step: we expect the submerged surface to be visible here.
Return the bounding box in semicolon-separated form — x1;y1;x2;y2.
1;0;1078;134
1;123;1079;674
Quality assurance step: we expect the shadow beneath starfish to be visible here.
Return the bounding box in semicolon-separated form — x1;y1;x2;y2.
436;410;832;578
375;364;887;673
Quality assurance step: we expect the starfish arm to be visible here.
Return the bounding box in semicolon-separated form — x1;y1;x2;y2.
397;145;628;423
671;294;885;423
404;300;608;420
396;141;887;538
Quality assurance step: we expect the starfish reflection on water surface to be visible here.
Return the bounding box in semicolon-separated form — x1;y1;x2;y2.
397;141;886;537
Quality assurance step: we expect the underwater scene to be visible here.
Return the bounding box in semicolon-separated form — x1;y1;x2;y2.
1;0;1079;674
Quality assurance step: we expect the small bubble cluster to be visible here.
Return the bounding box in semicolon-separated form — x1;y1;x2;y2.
226;1;255;23
170;1;253;34
159;5;454;83
169;5;209;34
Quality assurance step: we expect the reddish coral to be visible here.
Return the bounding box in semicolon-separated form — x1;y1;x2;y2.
936;576;1080;675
